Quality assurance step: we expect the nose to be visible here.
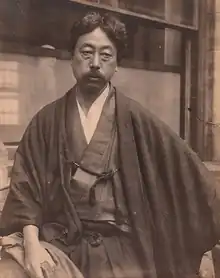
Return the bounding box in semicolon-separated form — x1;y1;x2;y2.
90;52;101;70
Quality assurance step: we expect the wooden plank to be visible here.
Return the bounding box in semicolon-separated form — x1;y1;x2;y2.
189;0;215;160
69;0;198;31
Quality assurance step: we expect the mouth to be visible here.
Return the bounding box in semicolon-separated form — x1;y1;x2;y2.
88;76;100;80
86;75;103;83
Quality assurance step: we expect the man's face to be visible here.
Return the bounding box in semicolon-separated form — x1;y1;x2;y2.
71;27;118;92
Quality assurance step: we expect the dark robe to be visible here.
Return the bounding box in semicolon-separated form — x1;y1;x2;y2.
0;86;220;278
66;87;129;227
60;88;141;278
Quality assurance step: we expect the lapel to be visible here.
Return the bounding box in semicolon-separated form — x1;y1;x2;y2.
79;87;116;173
63;85;116;172
66;86;88;162
55;88;83;236
116;91;146;221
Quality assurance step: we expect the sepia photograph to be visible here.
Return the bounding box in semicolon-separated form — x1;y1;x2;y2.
0;0;220;277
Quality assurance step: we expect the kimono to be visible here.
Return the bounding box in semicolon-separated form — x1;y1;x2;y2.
0;86;220;278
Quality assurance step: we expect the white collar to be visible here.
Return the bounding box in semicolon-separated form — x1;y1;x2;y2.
76;84;110;144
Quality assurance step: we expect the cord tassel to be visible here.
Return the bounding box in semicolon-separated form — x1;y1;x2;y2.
89;169;119;206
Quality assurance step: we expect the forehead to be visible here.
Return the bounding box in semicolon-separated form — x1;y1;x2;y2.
75;27;116;49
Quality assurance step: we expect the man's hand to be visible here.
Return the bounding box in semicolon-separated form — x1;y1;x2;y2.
23;225;55;278
24;240;56;278
199;252;215;278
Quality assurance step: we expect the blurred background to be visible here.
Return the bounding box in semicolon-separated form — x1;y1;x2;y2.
0;1;220;276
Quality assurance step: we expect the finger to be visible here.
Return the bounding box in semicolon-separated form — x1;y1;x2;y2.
41;261;52;271
44;256;56;269
26;264;44;278
41;261;56;278
44;250;56;268
48;259;56;269
33;270;44;278
199;270;208;278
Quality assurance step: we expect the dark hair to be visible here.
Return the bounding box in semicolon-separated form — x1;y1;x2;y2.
69;11;127;63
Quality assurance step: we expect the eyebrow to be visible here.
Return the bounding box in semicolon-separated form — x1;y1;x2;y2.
80;43;94;49
80;43;114;51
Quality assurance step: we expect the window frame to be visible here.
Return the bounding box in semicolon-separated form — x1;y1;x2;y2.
68;0;199;30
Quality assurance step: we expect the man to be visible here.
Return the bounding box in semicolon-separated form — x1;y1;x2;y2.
0;11;219;278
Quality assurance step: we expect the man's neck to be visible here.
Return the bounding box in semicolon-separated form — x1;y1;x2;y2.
76;84;109;115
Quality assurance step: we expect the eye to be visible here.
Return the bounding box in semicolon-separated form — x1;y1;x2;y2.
100;52;113;61
80;50;93;59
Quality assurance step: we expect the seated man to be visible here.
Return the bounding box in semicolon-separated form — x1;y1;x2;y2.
0;11;220;278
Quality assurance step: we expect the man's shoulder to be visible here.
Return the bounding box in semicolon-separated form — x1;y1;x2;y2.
118;91;189;150
24;90;70;138
32;89;70;123
37;93;67;117
118;91;171;131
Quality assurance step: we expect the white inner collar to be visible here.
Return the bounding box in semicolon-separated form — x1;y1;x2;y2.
76;84;110;144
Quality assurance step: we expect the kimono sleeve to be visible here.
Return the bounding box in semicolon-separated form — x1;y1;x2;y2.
135;104;220;253
184;146;220;240
157;124;220;251
0;113;47;236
